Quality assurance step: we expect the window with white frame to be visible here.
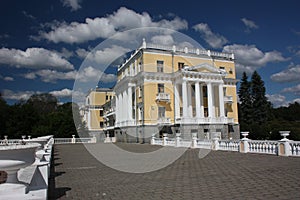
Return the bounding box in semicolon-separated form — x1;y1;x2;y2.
157;60;164;72
158;106;166;118
158;83;164;93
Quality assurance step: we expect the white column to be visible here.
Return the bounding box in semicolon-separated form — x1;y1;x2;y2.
119;93;123;122
207;82;215;118
115;95;119;123
174;83;180;119
195;82;201;119
182;81;188;118
218;84;225;118
88;110;91;130
200;84;204;118
128;86;133;120
123;90;127;122
187;83;192;117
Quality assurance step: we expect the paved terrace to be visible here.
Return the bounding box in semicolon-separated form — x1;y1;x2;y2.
49;143;300;200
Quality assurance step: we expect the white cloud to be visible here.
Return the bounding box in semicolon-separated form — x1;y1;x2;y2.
266;94;288;108
61;0;81;11
36;7;188;44
3;76;14;81
0;34;10;39
282;84;300;95
241;18;258;32
0;74;14;81
76;66;117;83
76;45;129;64
2;88;85;102
50;88;85;100
22;11;36;20
2;89;38;101
23;66;116;83
151;35;174;46
49;88;72;97
0;47;74;70
23;69;76;83
271;63;300;83
193;23;228;49
56;47;74;59
223;44;287;75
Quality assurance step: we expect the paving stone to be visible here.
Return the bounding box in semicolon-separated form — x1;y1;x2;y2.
48;143;300;200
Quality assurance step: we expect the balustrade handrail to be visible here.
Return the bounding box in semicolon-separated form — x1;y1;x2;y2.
150;134;300;157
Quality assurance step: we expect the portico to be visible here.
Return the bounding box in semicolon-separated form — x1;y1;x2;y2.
174;64;233;125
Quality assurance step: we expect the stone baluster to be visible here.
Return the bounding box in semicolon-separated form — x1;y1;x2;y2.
192;132;198;148
175;133;181;147
151;134;155;145
278;131;291;156
163;133;168;146
212;133;219;150
240;132;249;153
71;135;76;144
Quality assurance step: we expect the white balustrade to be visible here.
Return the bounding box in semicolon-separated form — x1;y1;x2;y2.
149;130;300;157
157;117;171;124
156;93;171;102
165;138;176;146
218;140;240;151
196;140;212;149
0;135;54;199
289;141;300;156
248;140;278;155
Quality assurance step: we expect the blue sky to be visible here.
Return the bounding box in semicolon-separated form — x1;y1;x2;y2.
0;0;300;107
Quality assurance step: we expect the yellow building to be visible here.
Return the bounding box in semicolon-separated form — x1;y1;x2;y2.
113;39;239;142
84;88;114;135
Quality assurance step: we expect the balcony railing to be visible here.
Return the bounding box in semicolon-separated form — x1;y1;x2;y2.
224;96;233;103
156;93;171;103
157;117;171;124
176;117;234;124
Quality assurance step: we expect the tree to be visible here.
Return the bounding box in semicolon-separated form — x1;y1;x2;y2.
27;93;57;114
238;71;273;139
238;72;252;128
0;93;8;137
250;71;271;125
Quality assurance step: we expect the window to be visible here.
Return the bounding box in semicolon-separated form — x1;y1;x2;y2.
158;83;164;93
157;60;164;72
106;95;108;100
100;110;104;116
139;86;143;97
203;86;207;97
100;122;104;128
219;66;226;73
178;62;184;70
204;108;208;117
158;106;166;118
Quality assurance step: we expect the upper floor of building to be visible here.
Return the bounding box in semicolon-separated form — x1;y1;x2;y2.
117;39;236;82
85;87;115;107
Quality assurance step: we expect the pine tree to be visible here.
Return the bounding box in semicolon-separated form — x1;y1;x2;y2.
238;72;252;126
250;71;270;125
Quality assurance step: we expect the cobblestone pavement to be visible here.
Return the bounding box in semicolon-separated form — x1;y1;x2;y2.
48;143;300;200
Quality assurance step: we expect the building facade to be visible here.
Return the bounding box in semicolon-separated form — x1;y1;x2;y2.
84;88;114;138
113;39;239;142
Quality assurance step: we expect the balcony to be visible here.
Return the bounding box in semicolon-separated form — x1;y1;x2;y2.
224;96;233;103
157;117;171;124
156;93;171;103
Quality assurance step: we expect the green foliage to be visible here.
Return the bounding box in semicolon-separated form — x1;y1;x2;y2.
0;93;86;139
238;71;299;140
250;71;271;124
238;72;252;124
